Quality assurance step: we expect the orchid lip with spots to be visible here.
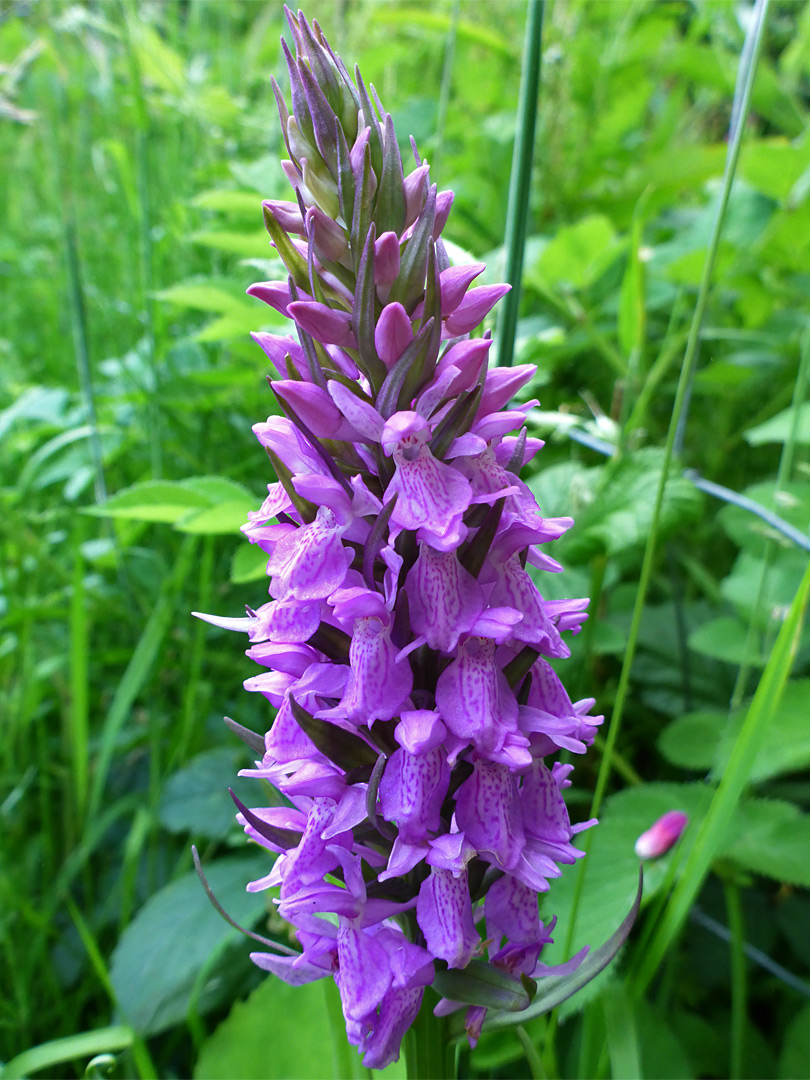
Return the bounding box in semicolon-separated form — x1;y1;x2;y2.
194;7;602;1069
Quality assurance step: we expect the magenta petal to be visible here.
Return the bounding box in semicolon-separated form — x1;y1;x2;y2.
416;868;478;969
337;921;392;1021
484;873;542;946
438;262;485;314
395;709;447;754
375;303;414;368
374;231;402;289
443;284;511;337
379;746;449;842
435;636;518;752
250;951;328;985
455;760;525;870
331;617;413;724
405;544;484;653
266;508;351;601
359;986;423;1070
288;300;357;348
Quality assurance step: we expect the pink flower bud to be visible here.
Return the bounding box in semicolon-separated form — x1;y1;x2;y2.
634;810;689;859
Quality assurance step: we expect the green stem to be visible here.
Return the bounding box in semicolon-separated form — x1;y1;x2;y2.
730;324;810;708
497;0;544;368
549;0;769;1022
724;879;747;1080
517;1025;546;1080
406;995;452;1080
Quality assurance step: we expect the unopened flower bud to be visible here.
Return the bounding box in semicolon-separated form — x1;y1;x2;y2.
634;811;689;859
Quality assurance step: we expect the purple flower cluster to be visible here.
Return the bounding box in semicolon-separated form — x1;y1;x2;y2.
197;10;601;1068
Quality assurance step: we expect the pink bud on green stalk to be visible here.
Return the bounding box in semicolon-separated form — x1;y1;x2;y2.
635;810;689;859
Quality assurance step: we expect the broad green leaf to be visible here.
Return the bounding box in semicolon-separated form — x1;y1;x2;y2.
657;710;727;772
724;798;810;887
721;548;809;629
659;681;810;784
84;480;209;523
528;215;622;292
192;189;264;215
195;976;405;1080
779;1002;810;1079
110;854;269;1035
156;281;259;316
175;500;253;535
231;543;269;584
191;230;272;258
719;479;810;552
540;448;702;563
744;401;810;446
740;138;810;203
688;616;762;666
159;748;253;840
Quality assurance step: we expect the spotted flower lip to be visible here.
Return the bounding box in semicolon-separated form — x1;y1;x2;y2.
194;6;601;1070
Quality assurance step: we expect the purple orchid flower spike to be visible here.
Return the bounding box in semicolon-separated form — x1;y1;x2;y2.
191;8;633;1072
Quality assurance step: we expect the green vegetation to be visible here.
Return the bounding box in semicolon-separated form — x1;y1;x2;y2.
2;1;810;1077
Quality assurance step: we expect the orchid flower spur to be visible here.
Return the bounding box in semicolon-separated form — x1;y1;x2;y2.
195;9;609;1070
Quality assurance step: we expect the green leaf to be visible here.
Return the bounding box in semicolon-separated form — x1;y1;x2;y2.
659;681;810;784
721;548;809;629
190;230;272;258
231;543;269;584
110;854;269;1035
528;214;623;292
657;710;727;772
159;748;251;840
688;616;762;665
194;978;335;1080
175;501;253;535
84;480;209;523
85;477;256;530
538;449;702;563
744;401;810;446
635;999;695;1080
156;280;260;316
779;1003;810;1080
724;798;810;887
719;479;810;552
192;190;265;216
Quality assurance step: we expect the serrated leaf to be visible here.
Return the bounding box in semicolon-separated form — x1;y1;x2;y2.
110;854;269;1035
84;480;210;523
540;449;702;563
657;710;727;772
688;616;762;665
529;215;623;292
175;500;253;535
724;798;810;887
231;543;269;584
779;1002;810;1080
719;479;810;552
744;402;810;446
159;749;253;840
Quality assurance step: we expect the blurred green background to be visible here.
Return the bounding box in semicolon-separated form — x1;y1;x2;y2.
2;1;810;1077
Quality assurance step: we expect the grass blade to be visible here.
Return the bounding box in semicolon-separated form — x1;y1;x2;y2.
0;1028;134;1080
496;0;544;368
630;557;810;994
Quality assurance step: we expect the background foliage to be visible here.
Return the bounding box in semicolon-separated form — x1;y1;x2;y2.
2;1;810;1077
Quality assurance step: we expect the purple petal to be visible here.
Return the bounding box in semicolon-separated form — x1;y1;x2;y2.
416;868;478;969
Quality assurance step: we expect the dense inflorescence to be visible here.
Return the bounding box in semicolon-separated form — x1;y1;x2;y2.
197;9;601;1068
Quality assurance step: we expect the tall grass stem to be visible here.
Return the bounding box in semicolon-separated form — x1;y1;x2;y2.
496;0;544;368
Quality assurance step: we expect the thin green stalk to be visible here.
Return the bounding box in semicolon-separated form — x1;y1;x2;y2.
68;543;90;830
497;0;544;368
406;995;452;1080
631;557;810;994
432;0;460;179
549;0;769;1033
516;1025;546;1080
120;4;162;478
86;536;197;826
730;325;810;708
724;880;747;1080
51;79;107;508
590;0;769;824
603;984;641;1080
